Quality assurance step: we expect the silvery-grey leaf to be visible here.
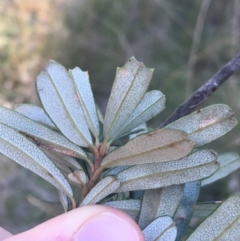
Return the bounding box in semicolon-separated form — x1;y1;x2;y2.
43;150;82;170
138;185;184;229
96;105;104;123
129;124;148;201
103;57;153;141
69;67;100;138
81;176;120;206
166;104;237;147
0;107;89;162
193;201;221;218
116;150;218;192
15;104;56;129
51;160;72;176
186;195;240;241
68;170;88;186
143;216;177;241
104;166;132;177
36;60;92;147
58;190;69;212
174;181;200;241
111;90;165;140
101;129;194;169
202;152;240;186
27;195;63;215
0;123;73;198
104;199;141;221
116;128;147;140
129;123;148;140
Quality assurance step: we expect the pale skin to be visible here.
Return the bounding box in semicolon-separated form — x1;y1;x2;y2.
0;205;144;241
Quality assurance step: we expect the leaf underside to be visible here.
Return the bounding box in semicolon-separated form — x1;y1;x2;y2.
103;57;153;141
69;67;100;138
0;123;73;198
104;199;141;221
174;181;201;241
186;195;240;241
111;90;165;141
27;195;64;216
80;176;120;206
116;150;219;192
37;60;92;147
166;104;237;147
0;107;88;160
15;104;56;129
138;185;184;229
201;152;240;186
101;128;194;168
143;216;177;241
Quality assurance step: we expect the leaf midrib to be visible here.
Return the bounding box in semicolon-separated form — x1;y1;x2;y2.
70;71;99;137
113;93;164;140
181;112;235;137
0;132;71;196
102;138;192;167
105;64;142;140
46;71;91;146
212;213;240;240
85;178;119;205
120;161;217;186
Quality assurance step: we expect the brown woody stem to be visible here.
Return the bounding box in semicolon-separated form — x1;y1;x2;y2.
160;51;240;127
79;143;107;205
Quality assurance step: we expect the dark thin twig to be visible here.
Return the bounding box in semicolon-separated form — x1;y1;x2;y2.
160;51;240;127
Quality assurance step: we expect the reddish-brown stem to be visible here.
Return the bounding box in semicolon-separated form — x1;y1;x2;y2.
72;171;85;187
78;143;108;205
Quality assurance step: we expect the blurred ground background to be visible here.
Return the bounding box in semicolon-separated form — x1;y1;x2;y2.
0;0;240;234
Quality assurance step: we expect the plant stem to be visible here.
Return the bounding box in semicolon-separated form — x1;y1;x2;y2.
160;51;240;127
79;143;107;205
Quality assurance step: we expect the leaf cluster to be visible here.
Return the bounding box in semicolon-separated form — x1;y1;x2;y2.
0;57;240;240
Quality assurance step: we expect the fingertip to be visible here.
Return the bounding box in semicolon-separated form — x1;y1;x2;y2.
0;227;12;240
4;205;144;241
72;207;144;241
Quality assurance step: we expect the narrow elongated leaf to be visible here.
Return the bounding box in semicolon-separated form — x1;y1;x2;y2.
174;181;200;241
27;195;64;215
81;176;120;206
166;104;237;147
0;123;73;197
129;123;148;200
37;61;92;147
101;129;194;169
68;170;88;186
193;202;221;218
138;185;184;229
96;105;104;123
15;104;56;129
69;67;100;138
186;195;240;241
0;107;88;161
129;123;148;140
143;216;177;241
116;150;219;192
202;152;240;186
104;200;141;221
103;57;153;141
51;160;72;176
104;165;132;177
111;90;165;140
43;150;83;170
58;191;69;212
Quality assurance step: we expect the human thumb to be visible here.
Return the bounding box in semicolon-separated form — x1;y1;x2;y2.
2;205;144;241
